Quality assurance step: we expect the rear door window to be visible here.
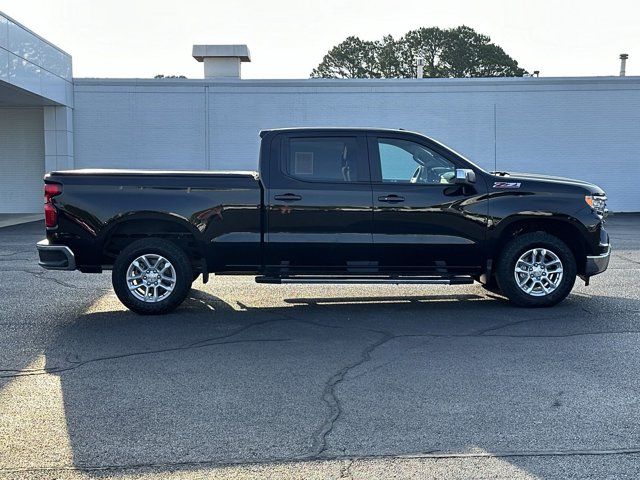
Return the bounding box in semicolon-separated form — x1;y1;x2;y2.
285;137;361;183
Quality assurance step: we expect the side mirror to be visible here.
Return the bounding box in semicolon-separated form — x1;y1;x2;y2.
454;168;476;184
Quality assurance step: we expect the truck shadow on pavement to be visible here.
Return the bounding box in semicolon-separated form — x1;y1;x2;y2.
35;287;640;476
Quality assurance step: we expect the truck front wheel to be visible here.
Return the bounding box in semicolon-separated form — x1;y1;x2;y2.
495;232;577;308
112;238;193;315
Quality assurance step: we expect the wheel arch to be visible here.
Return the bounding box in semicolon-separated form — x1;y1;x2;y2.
493;215;589;274
99;213;204;267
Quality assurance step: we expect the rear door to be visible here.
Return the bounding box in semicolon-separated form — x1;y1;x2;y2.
265;132;373;273
368;133;487;273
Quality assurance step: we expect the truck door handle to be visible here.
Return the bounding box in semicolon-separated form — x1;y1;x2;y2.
378;194;405;203
274;193;302;201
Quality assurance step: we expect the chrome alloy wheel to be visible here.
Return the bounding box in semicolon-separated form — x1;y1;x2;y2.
514;248;564;297
126;254;176;302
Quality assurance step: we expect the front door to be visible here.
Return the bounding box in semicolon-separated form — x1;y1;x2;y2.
368;134;487;273
265;132;373;273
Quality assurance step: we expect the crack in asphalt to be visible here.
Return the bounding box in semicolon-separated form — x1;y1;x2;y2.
0;249;33;257
307;329;395;458
0;337;290;378
474;317;546;335
471;329;640;338
298;316;640;457
615;254;640;266
580;305;596;316
184;316;291;347
2;310;639;377
308;327;640;430
0;315;340;378
339;457;354;479
1;447;639;475
0;268;110;291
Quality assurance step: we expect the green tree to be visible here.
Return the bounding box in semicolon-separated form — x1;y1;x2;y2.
310;36;382;78
311;26;527;78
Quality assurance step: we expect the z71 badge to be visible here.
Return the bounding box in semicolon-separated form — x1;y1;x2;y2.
493;181;522;189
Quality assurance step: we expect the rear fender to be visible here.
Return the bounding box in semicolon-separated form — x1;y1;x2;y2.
99;212;205;261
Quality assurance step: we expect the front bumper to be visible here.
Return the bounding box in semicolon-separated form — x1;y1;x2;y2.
585;246;611;276
37;239;76;270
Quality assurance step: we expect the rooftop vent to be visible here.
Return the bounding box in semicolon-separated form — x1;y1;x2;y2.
192;45;251;79
619;53;629;77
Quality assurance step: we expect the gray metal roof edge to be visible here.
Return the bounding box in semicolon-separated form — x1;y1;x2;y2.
72;76;640;88
0;10;72;58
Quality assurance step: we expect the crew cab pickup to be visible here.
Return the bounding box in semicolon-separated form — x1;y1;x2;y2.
37;128;610;314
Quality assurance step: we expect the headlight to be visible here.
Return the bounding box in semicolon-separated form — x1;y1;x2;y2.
585;194;607;216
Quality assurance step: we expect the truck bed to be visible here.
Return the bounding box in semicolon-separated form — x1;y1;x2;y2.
44;168;263;271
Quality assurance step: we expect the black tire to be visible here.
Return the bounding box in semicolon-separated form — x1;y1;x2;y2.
112;238;193;315
495;232;577;308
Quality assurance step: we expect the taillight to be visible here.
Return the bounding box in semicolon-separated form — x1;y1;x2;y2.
45;183;62;202
44;183;62;228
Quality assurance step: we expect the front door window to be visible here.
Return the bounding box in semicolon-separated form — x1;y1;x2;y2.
378;138;456;185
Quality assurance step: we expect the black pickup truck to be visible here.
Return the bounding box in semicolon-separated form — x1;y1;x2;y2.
37;128;610;314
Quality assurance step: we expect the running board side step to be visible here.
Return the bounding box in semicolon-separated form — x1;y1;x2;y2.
255;275;475;285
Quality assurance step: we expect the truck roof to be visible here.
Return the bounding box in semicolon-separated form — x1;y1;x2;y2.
259;127;429;138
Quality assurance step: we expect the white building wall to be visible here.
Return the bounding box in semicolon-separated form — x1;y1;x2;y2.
0;108;44;212
74;85;206;169
496;89;639;212
207;83;497;172
73;77;640;211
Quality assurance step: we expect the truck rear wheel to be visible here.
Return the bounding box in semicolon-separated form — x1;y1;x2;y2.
495;232;576;308
112;238;193;315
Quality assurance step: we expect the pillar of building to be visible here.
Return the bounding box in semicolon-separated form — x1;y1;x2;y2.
44;106;74;172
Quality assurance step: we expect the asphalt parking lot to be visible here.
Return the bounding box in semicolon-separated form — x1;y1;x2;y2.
0;217;639;479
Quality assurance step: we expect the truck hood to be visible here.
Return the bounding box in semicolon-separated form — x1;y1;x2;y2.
492;171;605;194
